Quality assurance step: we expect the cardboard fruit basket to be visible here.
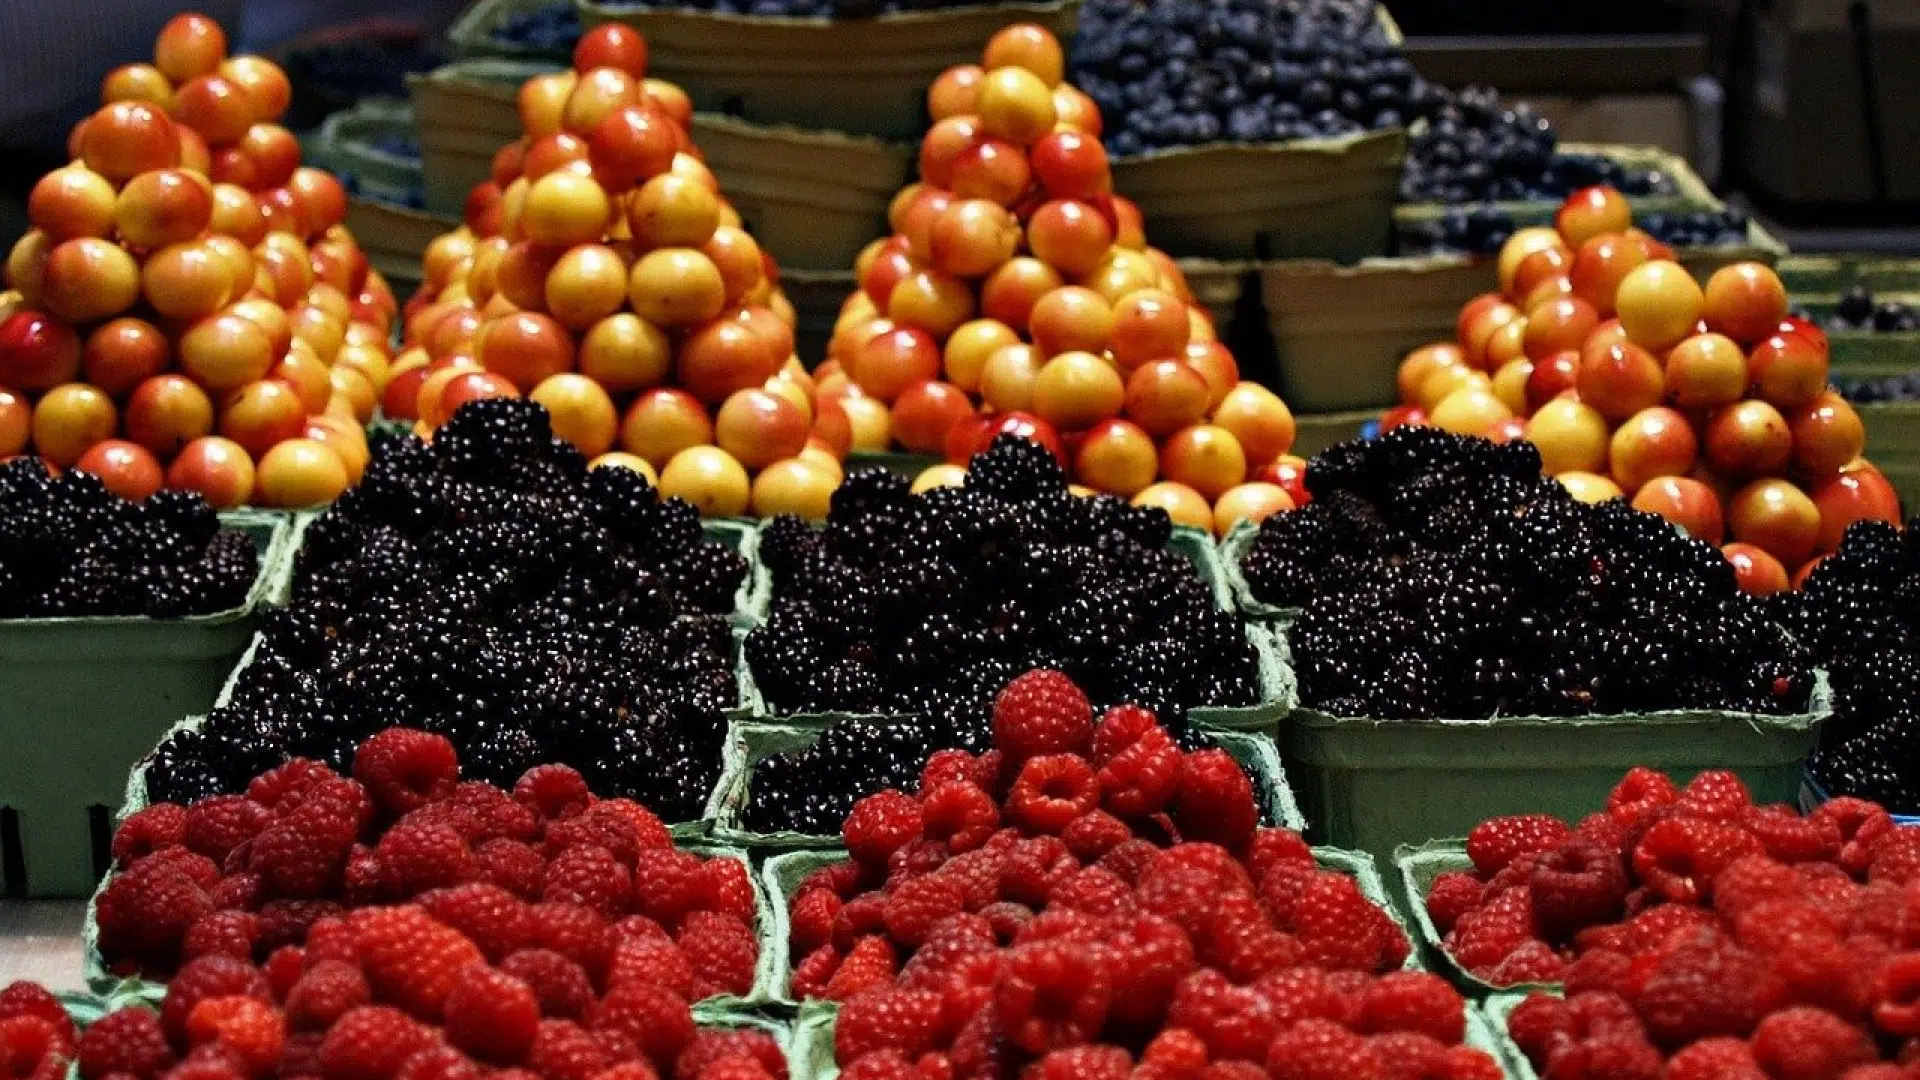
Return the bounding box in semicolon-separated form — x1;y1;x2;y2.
1778;253;1920;297
408;58;560;215
0;512;296;898
1393;840;1563;997
573;0;1081;139
689;113;914;273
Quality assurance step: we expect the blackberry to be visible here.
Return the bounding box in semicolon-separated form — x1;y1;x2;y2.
964;435;1066;504
743;719;932;835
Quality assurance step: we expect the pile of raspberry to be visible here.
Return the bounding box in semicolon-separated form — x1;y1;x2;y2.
96;727;759;1005
1426;767;1920;988
782;670;1503;1080
0;896;788;1080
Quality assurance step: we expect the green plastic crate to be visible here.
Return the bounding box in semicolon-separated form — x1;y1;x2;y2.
1393;840;1561;997
1285;670;1832;858
1779;254;1920;297
0;512;296;898
711;721;1305;853
757;843;1408;1008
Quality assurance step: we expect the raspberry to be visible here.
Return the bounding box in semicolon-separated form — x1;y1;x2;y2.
526;1020;616;1080
350;905;485;1020
790;889;841;957
992;670;1093;765
344;846;400;907
1267;1018;1385;1080
920;783;1000;854
1445;886;1534;975
1662;1038;1767;1080
920;749;981;791
981;902;1033;942
1088;704;1158;765
1097;726;1181;820
1608;768;1678;818
542;845;633;920
1424;873;1483;935
1100;912;1197;1026
698;1056;775;1080
1292;871;1410;973
592;982;695;1067
1676;770;1753;822
247;797;358;900
1467;816;1570;877
839;1052;915;1080
1166;969;1274;1062
1713;857;1809;920
304;917;359;966
1094;838;1157;886
374;820;476;896
1353;972;1465;1043
1138;864;1218;942
1487;853;1544;897
1366;1032;1447;1080
1529;842;1629;941
1742;806;1842;865
674;1030;786;1080
880;874;967;949
1544;1032;1662;1080
996;941;1112;1055
791;945;840;1000
1244;828;1312;880
845;791;924;869
836;988;943;1061
162;956;273;1044
546;806;641;867
1050;866;1134;917
530;903;617;982
701;858;757;924
825;936;899;1002
1137;1029;1207;1080
94;858;214;968
353;729;459;816
1028;1046;1131;1080
1504;994;1575;1064
1564;951;1632;999
625;849;702;931
1169;750;1257;852
394;1047;485;1080
183;997;284;1076
678;911;758;998
114;805;188;865
833;894;889;954
206;874;261;915
1813;798;1895;877
607;935;695;998
449;782;542;844
182;912;261;964
1006;755;1100;836
443;965;540;1065
1868;828;1920;885
1633;934;1785;1049
1487;941;1567;986
475;839;547;900
285;962;370;1033
316;1007;436;1080
414;884;534;962
1750;1007;1875;1080
253;900;339;956
510;765;591;821
76;1008;174;1080
1060;812;1131;863
1199;1064;1265;1080
998;837;1077;908
888;841;948;881
1632;819;1764;905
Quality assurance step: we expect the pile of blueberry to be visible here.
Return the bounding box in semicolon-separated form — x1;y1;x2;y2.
1240;428;1816;720
1772;521;1920;812
1400;85;1675;204
592;0;980;15
1836;369;1920;404
1397;204;1752;256
141;400;746;822
0;460;259;619
1820;286;1920;334
489;2;580;52
1071;0;1427;156
744;436;1263;743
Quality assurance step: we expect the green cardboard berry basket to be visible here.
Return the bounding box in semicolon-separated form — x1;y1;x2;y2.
0;512;296;899
447;0;577;62
1483;991;1557;1080
1778;254;1920;297
754;842;1410;1008
1393;142;1721;233
303;99;455;298
1791;295;1920;381
1857;402;1920;514
408;58;561;215
1392;840;1563;998
1284;668;1832;859
708;720;1305;854
1219;519;1301;626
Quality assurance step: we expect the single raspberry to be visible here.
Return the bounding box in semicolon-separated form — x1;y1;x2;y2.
697;1056;775;1080
1504;994;1574;1064
1633;933;1786;1049
1868;828;1920;885
448;782;541;844
1091;706;1160;765
1662;1038;1767;1080
1138;864;1218;942
627;849;704;931
315;1007;436;1080
1197;896;1294;983
416;884;535;962
1245;828;1313;880
285;962;371;1033
825;936;899;1002
1138;1028;1207;1080
526;1020;616;1080
303;917;359;967
791;944;840;1000
181;912;260;964
545;806;641;867
1006;755;1100;836
1266;1018;1384;1080
352;729;459;816
1813;798;1895;877
1165;969;1275;1062
1675;770;1753;822
608;935;694;998
1424;872;1484;935
1466;816;1570;877
1102;912;1197;1027
1199;1063;1266;1080
1171;749;1257;852
513;765;592;821
832;894;889;955
475;839;547;900
349;905;485;1020
845;791;925;869
1097;726;1182;820
1750;1007;1875;1080
165;1045;251;1080
1364;1032;1447;1080
255;900;340;956
344;845;399;908
1050;865;1134;917
674;1030;786;1080
920;749;981;791
373;819;476;896
992;670;1093;765
183;997;283;1076
1529;841;1629;941
1564;950;1633;998
1872;952;1920;1036
1444;886;1535;975
888;840;948;881
919;783;999;854
0;1013;71;1080
542;845;633;920
113;805;188;865
1353;972;1465;1043
486;953;586;1024
94;858;215;968
789;888;841;957
162;956;273;1045
591;982;695;1067
1292;871;1410;972
247;797;358;900
443;964;539;1064
836;1050;912;1080
1608;767;1678;819
530;903;617;982
998;836;1077;908
678;910;758;998
244;760;334;812
1028;1046;1131;1080
701;858;757;924
1487;941;1567;986
1742;806;1842;865
1442;1047;1503;1080
208;874;263;914
1061;811;1132;863
1632;819;1765;904
0;985;67;1051
1714;857;1811;920
835;988;943;1061
1543;1032;1663;1080
880;874;967;949
394;1047;485;1080
995;941;1111;1055
76;1008;174;1080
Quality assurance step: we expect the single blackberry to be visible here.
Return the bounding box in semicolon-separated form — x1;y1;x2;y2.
965;435;1067;504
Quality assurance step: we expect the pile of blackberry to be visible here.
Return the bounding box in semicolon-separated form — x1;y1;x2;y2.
743;720;930;835
1239;428;1815;719
1071;0;1427;156
744;435;1261;742
0;459;257;619
597;0;978;15
1400;85;1673;204
1397;205;1751;256
142;400;747;822
1772;521;1920;811
1820;286;1920;334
